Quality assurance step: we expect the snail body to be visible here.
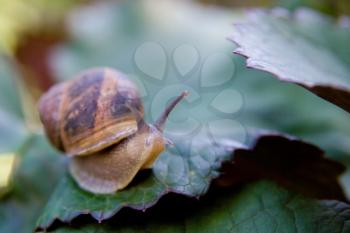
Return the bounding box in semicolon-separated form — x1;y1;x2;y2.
38;67;187;194
70;125;165;193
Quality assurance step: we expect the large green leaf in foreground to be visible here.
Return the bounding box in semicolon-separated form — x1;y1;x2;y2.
231;8;350;112
36;136;235;230
52;181;350;233
36;133;346;231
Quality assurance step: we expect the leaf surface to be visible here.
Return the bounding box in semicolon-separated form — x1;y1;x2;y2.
36;133;346;231
36;136;235;230
231;8;350;112
51;181;350;233
0;56;27;153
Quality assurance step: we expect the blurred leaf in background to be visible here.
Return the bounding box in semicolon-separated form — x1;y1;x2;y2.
0;0;79;133
0;135;65;233
0;57;28;197
0;54;65;233
0;57;23;119
197;0;350;16
0;10;66;230
0;0;73;55
278;0;350;16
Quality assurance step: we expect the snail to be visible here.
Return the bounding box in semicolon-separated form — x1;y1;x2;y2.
38;67;187;194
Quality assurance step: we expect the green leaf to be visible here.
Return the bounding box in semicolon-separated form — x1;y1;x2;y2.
36;136;235;230
0;53;64;233
50;181;350;233
36;133;346;231
0;56;29;195
0;135;64;233
0;56;23;119
0;109;28;154
231;8;350;112
0;56;27;153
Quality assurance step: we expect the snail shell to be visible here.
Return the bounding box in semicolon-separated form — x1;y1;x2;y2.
38;68;144;156
39;67;188;194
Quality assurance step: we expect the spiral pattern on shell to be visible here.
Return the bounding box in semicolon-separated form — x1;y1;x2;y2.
38;67;144;156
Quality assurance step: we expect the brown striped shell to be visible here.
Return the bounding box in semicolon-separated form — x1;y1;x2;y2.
38;68;144;156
